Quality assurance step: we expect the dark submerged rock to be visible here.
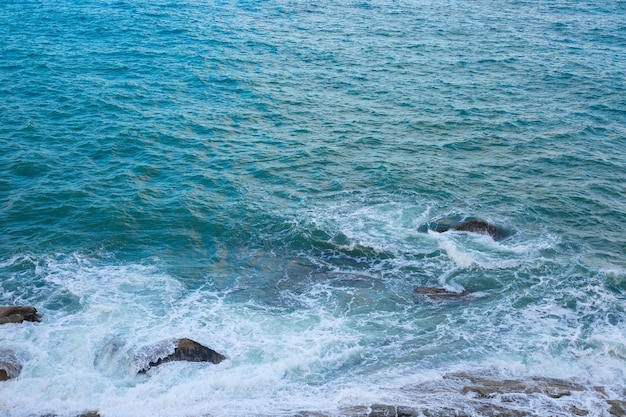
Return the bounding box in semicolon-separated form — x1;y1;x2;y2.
434;220;507;240
413;287;468;300
137;338;226;374
0;306;41;324
454;220;502;239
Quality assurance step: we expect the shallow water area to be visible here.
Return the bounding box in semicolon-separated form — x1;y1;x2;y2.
1;0;626;416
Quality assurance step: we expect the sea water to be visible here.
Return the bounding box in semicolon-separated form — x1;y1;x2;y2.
1;0;625;416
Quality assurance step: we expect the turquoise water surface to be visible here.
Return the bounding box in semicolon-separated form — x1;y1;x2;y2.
1;1;625;416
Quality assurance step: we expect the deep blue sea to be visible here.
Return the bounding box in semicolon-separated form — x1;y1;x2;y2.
1;0;625;416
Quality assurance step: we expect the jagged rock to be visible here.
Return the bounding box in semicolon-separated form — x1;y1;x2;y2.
0;306;41;324
0;349;22;381
413;287;468;300
136;338;225;373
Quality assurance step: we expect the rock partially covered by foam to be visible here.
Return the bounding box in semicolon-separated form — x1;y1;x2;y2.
0;306;41;324
135;338;226;374
0;349;23;381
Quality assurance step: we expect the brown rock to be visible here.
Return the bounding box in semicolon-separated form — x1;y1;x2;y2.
137;338;225;373
0;306;41;324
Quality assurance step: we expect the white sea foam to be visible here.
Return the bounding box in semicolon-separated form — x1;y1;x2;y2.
1;239;625;417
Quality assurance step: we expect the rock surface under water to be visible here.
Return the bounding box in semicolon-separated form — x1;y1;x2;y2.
413;287;468;301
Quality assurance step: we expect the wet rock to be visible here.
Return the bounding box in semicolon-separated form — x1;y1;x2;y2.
0;349;23;381
37;412;100;417
339;405;369;417
338;405;419;417
137;338;225;374
444;372;585;399
413;287;468;300
422;408;473;417
608;400;626;417
374;406;419;417
368;404;397;417
454;220;500;237
570;406;589;416
0;306;41;324
77;412;100;417
472;404;532;417
436;220;506;240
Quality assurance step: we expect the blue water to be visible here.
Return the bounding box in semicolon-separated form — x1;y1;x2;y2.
1;1;625;416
